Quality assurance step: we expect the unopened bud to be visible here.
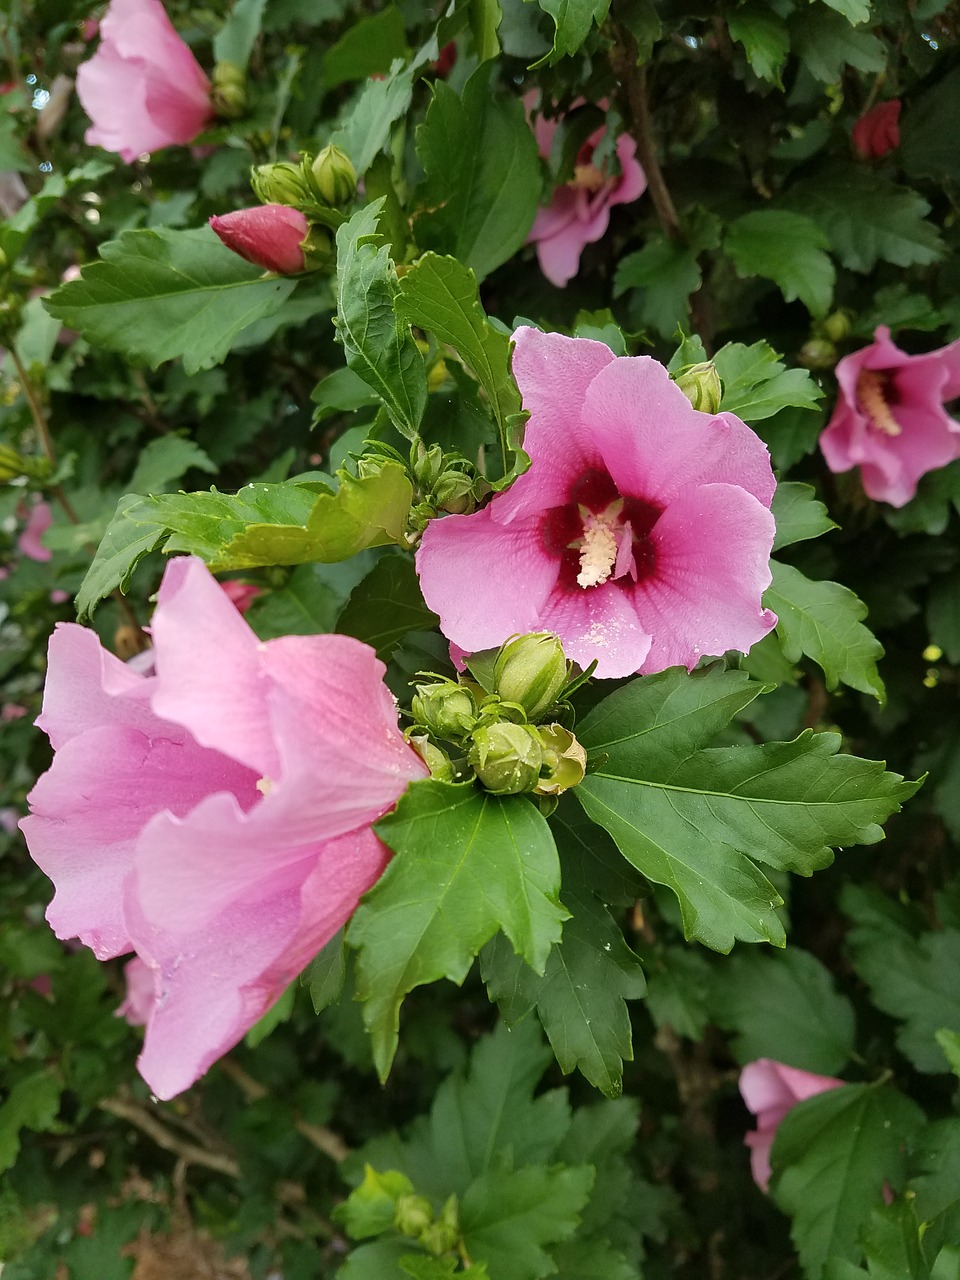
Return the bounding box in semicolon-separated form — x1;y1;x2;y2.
394;1194;433;1238
673;361;722;414
310;144;357;207
210;206;310;274
409;734;456;782
300;225;333;270
434;471;475;514
427;358;449;392
534;724;587;796
0;444;27;482
211;61;246;118
251;161;313;209
469;721;544;795
493;633;568;722
798;339;837;370
822;311;851;343
413;443;445;490
412;682;477;740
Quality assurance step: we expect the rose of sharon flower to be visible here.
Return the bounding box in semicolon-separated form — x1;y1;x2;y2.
526;97;646;288
819;325;960;507
739;1059;845;1192
76;0;212;162
20;556;426;1099
852;100;901;159
116;955;155;1026
17;500;53;563
209;206;310;275
417;328;777;679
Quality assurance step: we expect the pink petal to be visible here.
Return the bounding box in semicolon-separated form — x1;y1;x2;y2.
150;556;279;778
745;1128;776;1193
633;484;777;673
535;223;595;288
536;582;653;678
417;507;559;653
116;955;156;1026
610;133;647;205
17;501;53;562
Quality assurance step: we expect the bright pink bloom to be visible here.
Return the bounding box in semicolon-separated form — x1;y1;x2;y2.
819;325;960;507
76;0;212;162
417;328;777;679
852;100;901;159
739;1059;845;1192
209;206;309;275
220;579;263;614
116;956;155;1026
18;500;53;562
525;97;646;287
20;556;426;1099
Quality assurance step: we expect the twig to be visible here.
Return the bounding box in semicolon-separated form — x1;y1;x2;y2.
99;1096;241;1178
219;1059;350;1163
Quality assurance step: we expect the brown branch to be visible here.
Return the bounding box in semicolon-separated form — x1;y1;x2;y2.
99;1096;241;1178
219;1059;350;1163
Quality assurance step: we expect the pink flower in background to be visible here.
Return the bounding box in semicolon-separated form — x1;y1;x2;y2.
526;97;646;287
417;327;777;678
819;325;960;507
209;206;309;274
739;1059;845;1192
852;100;901;159
116;956;155;1026
220;579;263;614
21;556;426;1099
17;500;53;562
76;0;212;162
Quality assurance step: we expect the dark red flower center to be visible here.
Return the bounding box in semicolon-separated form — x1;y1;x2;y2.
541;468;662;592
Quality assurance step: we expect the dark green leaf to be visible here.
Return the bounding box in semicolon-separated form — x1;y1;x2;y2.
337;553;439;658
128;436;217;495
471;0;504;61
245;564;343;639
311;366;380;424
533;0;611;63
727;5;790;83
791;6;885;82
772;482;838;552
305;929;347;1014
44;228;298;374
910;1119;960;1258
351;782;566;1076
927;568;960;664
331;62;415;175
725;210;835;318
334;203;428;440
0;1071;62;1173
643;947;712;1041
614;238;701;337
416;63;542;282
900;67;960;188
766;560;885;699
322;7;407;87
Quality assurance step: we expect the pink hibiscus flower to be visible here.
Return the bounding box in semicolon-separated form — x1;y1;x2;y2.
739;1059;845;1192
416;327;777;679
526;96;647;288
209;206;310;275
20;556;426;1098
17;499;53;562
76;0;213;162
819;325;960;507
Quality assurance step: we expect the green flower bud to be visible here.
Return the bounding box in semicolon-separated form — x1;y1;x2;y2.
469;721;544;795
211;62;246;118
0;444;26;482
427;357;449;392
534;724;587;796
394;1193;434;1238
250;161;314;209
433;471;475;514
413;443;445;490
408;734;456;782
673;361;722;414
412;682;478;740
492;633;568;723
798;338;837;370
822;310;851;343
310;144;357;207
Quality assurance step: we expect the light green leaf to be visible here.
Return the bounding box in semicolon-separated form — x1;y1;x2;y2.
128;436;217;495
725;210;835;318
771;1083;924;1280
322;7;407;88
820;0;870;25
533;0;610;62
710;947;856;1073
772;482;838;552
74;494;166;622
767;559;885;699
461;1164;595;1280
334;203;428;440
727;4;790;83
44;227;298;374
785;168;944;272
331;60;415;176
213;0;268;68
910;1119;960;1259
471;0;504;60
715;340;823;422
351;782;567;1077
416;62;542;282
305;929;347;1014
824;1201;932;1280
576;668;917;952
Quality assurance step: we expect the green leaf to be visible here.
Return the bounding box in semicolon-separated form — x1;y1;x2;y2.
334;203;428;441
842;885;960;1074
0;1071;62;1173
724;210;835;318
481;881;646;1097
910;1119;960;1258
766;559;885;699
643;947;712;1040
471;0;504;61
900;66;960;188
575;668;917;952
311;366;380;423
128;436;218;495
533;0;610;63
771;1083;925;1280
790;5;885;82
337;553;439;658
416;62;542;282
44;228;298;374
825;1201;932;1280
305;929;347;1014
395;253;523;460
337;1165;416;1240
772;482;838;552
927;568;960;664
461;1164;595;1280
785;168;944;273
350;782;566;1077
710;947;856;1073
550;1239;640;1280
245;563;343;639
74;494;166;621
714;340;823;423
331;61;415;175
820;0;870;23
614;238;702;337
213;0;268;68
321;7;407;88
727;4;790;83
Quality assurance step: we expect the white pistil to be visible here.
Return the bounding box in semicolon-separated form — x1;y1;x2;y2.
857;369;902;437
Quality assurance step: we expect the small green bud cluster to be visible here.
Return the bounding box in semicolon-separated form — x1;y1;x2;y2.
408;633;587;800
800;311;851;370
334;1165;461;1260
250;144;357;222
672;360;722;414
408;442;478;527
211;61;246;118
395;1192;460;1256
0;444;54;483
